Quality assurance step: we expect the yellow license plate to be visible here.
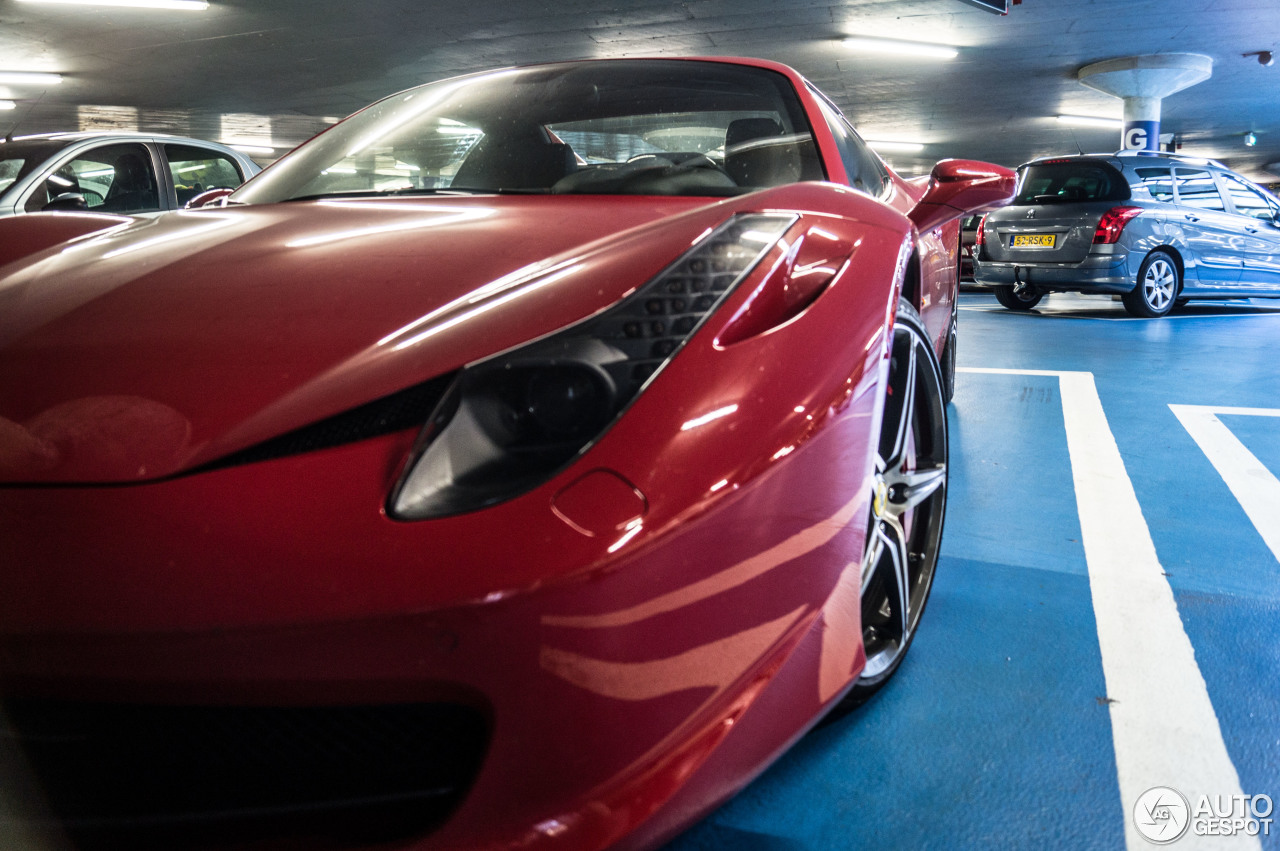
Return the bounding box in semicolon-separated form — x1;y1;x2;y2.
1011;234;1055;248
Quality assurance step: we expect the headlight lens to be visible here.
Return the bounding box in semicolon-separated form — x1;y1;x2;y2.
389;213;796;520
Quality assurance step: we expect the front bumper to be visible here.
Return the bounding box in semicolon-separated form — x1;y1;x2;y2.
973;246;1134;294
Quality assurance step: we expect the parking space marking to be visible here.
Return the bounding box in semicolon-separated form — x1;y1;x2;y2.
1170;405;1280;565
960;368;1256;850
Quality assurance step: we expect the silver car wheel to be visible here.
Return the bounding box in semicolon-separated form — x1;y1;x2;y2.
1142;256;1177;312
1123;249;1180;318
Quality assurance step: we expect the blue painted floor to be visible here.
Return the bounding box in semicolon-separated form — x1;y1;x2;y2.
667;292;1280;850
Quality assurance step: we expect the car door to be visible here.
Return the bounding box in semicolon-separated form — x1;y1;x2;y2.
23;141;164;215
1172;167;1243;287
1219;172;1280;290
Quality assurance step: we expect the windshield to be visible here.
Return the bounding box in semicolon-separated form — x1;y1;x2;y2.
234;60;822;204
1012;160;1129;205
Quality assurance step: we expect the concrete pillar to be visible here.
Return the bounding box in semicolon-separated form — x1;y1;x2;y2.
1077;54;1213;152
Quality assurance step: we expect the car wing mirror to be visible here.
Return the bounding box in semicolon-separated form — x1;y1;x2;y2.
908;159;1016;234
185;187;236;209
42;192;89;212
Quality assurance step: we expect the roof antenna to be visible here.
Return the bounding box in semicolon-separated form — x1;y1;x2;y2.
1067;126;1085;155
2;92;44;142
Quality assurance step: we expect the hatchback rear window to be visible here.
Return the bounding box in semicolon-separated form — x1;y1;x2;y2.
1012;161;1129;205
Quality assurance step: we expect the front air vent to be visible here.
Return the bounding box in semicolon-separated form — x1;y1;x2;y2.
2;699;489;849
201;371;457;472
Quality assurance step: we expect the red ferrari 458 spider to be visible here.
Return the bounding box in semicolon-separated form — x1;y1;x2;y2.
0;58;1013;850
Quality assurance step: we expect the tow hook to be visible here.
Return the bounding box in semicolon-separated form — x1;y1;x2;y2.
1013;266;1031;295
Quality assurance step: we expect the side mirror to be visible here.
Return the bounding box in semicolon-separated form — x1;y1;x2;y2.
185;187;236;209
42;192;89;212
908;159;1016;235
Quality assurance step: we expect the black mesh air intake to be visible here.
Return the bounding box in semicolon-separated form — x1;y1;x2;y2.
1;699;489;849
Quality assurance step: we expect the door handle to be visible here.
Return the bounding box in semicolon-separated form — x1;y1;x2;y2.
1245;226;1259;234
1184;213;1200;222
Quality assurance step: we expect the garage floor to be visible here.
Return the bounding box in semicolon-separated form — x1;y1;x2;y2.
667;292;1280;851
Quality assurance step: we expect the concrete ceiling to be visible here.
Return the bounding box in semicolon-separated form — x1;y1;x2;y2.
2;0;1278;182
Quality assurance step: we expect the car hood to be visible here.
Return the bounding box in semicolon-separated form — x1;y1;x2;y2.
0;190;865;484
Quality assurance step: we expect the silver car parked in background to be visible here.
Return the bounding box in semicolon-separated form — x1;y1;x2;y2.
0;132;261;217
973;151;1280;317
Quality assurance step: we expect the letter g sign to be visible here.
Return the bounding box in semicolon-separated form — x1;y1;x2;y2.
1123;119;1160;152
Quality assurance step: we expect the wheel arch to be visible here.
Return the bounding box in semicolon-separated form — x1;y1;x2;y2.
901;248;923;312
1139;245;1186;295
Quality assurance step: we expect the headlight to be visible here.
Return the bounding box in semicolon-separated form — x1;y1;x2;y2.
389;213;797;520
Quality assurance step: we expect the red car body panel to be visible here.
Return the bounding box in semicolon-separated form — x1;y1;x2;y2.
0;56;1012;850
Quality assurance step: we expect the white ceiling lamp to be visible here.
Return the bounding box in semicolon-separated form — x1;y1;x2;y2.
1056;114;1123;129
0;71;63;86
863;138;926;153
0;100;16;110
16;0;208;9
843;36;959;61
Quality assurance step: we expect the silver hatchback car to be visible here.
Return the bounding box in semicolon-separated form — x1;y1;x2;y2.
0;132;261;217
973;152;1280;317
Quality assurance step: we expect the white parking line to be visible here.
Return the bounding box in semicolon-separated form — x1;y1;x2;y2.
1170;405;1280;565
960;368;1256;850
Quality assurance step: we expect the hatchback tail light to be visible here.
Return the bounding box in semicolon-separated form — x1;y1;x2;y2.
975;213;988;246
1093;206;1143;244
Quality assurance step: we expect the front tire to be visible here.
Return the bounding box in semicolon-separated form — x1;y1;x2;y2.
994;283;1042;311
1122;250;1179;317
843;300;948;706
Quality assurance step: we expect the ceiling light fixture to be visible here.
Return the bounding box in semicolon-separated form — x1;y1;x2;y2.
843;36;959;60
1244;132;1258;147
0;100;16;110
862;138;926;153
0;71;63;86
1056;114;1123;129
16;0;208;9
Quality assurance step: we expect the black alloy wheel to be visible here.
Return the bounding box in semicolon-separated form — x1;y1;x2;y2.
994;283;1043;311
844;300;948;706
1122;250;1179;318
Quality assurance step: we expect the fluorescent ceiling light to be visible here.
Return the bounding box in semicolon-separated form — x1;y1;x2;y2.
0;100;15;110
863;138;926;153
0;71;63;86
16;0;208;9
1057;114;1122;129
843;36;958;60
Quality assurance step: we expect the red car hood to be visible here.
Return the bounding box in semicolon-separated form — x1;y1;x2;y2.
0;195;749;483
0;186;908;484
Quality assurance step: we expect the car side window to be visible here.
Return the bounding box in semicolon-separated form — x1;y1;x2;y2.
165;144;247;206
1220;173;1279;221
811;94;886;196
1134;167;1174;202
1173;168;1226;211
25;142;161;214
